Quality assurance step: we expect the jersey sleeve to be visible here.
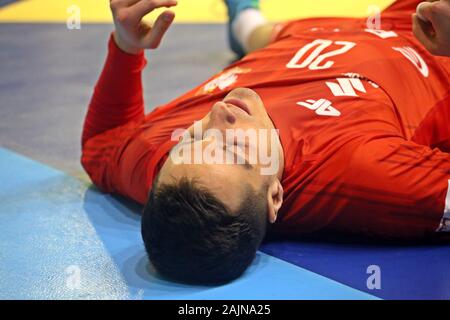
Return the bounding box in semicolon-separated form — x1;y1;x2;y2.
81;35;151;203
81;117;174;205
329;136;450;239
81;34;146;147
412;95;450;153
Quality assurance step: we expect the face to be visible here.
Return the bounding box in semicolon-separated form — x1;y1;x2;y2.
158;88;284;222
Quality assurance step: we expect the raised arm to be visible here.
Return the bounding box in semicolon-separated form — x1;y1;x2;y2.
81;0;177;146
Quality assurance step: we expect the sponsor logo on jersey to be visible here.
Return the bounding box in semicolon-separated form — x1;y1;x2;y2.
326;78;367;97
297;99;341;117
342;73;380;88
196;67;252;95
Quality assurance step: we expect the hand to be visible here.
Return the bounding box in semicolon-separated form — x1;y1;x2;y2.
110;0;177;54
412;0;450;57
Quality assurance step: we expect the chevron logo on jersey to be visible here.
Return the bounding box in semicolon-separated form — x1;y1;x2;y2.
326;78;367;97
297;99;341;117
392;46;429;77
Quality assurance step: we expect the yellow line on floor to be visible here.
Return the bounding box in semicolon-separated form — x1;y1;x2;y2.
0;0;395;23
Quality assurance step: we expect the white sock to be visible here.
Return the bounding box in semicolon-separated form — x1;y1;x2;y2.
232;8;267;53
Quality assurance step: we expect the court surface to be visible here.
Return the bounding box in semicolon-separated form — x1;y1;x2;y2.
1;0;449;300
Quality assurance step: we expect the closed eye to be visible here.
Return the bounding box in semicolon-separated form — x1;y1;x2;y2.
222;144;253;170
175;138;253;170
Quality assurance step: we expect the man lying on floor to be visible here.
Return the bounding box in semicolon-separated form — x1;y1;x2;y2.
81;0;450;284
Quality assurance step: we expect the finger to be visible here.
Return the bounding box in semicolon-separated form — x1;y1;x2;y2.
131;0;178;21
141;10;175;49
110;0;140;10
432;0;450;28
412;13;438;54
416;1;435;22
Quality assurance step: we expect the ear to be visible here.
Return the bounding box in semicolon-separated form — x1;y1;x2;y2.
266;180;284;224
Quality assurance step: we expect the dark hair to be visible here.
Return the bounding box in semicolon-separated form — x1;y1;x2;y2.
141;177;268;285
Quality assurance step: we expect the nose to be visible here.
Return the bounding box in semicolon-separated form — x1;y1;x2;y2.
210;101;236;126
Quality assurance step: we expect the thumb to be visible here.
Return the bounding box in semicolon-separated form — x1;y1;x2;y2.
412;13;437;54
141;10;175;49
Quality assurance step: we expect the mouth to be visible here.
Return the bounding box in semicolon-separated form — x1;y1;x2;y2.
223;98;251;116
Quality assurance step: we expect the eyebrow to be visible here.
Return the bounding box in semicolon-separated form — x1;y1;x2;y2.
240;162;253;171
177;138;253;170
222;144;253;170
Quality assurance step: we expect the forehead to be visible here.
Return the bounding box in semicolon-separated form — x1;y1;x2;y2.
159;160;252;212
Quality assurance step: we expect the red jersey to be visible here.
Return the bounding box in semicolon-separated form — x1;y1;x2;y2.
82;1;450;239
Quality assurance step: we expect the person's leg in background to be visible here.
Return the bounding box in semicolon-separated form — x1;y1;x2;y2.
225;0;433;57
224;0;276;57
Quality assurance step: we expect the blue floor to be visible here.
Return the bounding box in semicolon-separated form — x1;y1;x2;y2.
261;240;450;300
2;146;450;299
0;147;377;300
